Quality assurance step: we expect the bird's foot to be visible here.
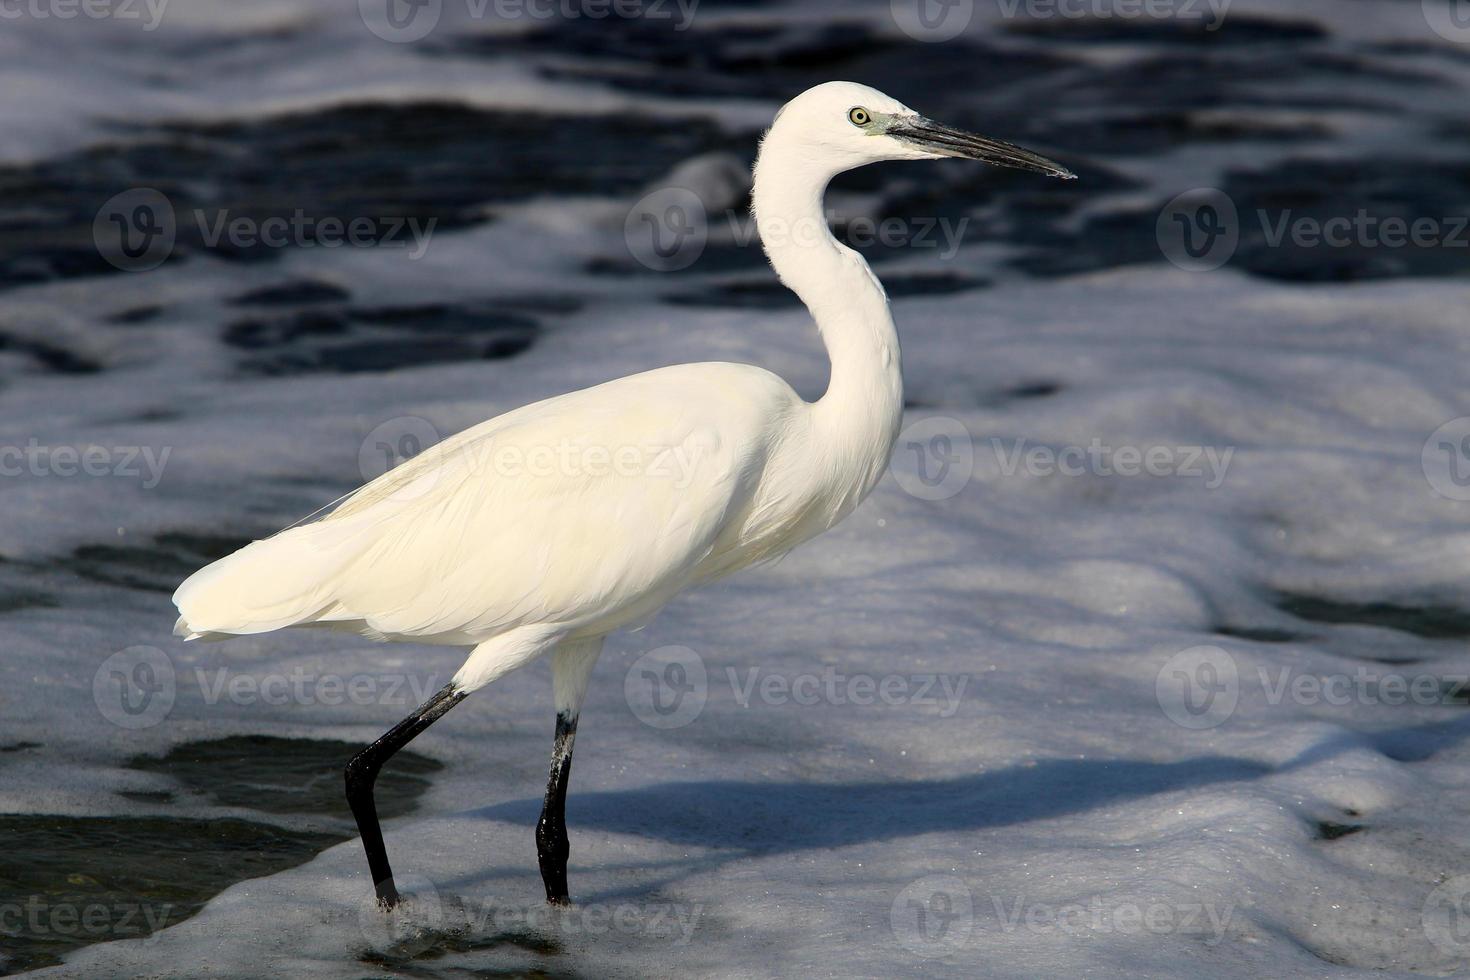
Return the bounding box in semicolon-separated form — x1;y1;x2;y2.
375;878;402;910
546;894;572;908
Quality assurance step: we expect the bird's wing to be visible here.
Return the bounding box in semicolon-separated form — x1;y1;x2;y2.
174;363;799;642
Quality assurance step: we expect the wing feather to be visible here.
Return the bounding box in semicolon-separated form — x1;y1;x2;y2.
174;363;799;643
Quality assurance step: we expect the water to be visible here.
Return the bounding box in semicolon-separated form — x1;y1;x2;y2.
3;0;1470;977
2;737;441;973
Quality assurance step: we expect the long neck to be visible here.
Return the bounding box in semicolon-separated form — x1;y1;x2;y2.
752;138;904;500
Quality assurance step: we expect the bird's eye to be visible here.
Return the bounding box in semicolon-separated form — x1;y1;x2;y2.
848;107;871;127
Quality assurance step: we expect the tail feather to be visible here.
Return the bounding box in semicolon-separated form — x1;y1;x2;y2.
172;517;372;638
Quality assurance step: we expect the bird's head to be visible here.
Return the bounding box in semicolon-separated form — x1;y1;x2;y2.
763;80;1074;181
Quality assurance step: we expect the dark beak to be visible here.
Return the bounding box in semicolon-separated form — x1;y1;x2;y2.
891;118;1075;180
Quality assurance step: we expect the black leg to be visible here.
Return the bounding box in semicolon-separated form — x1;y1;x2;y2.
536;711;579;905
345;682;466;908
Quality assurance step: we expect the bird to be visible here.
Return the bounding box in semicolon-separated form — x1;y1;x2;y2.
172;80;1074;911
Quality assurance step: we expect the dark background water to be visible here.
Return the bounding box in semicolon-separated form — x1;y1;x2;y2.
1;0;1465;379
1;0;1467;975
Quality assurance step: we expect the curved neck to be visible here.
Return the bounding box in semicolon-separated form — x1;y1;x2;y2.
752;137;904;491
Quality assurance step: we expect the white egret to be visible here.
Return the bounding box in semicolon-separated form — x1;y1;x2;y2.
172;80;1074;909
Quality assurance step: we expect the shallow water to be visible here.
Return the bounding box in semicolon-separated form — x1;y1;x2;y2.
6;0;1470;977
2;735;442;974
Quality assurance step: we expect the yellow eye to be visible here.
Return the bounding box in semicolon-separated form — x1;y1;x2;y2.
848;107;871;127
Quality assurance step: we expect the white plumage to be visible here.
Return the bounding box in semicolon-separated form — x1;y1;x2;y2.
171;81;1073;907
176;361;836;690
